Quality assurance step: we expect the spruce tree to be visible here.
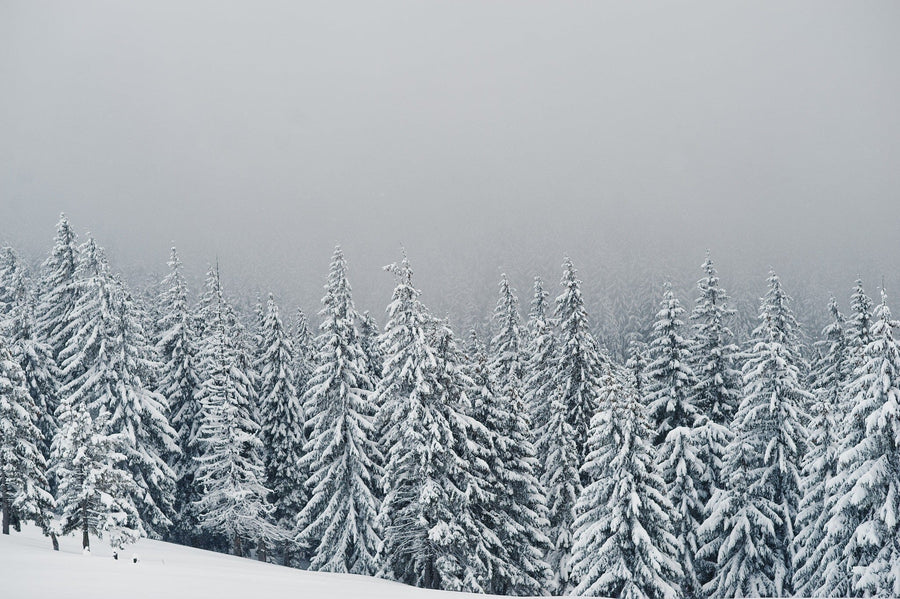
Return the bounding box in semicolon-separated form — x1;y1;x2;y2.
792;297;848;596
156;248;202;543
36;214;79;360
735;271;811;595
689;253;740;498
296;248;380;575
646;282;699;446
194;265;275;557
52;399;143;551
486;274;551;595
698;428;782;598
0;341;54;536
524;276;556;450
550;257;607;466
571;374;682;599
820;290;900;597
357;310;383;386
375;255;482;592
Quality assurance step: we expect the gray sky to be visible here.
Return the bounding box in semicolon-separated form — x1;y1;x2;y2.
2;1;899;323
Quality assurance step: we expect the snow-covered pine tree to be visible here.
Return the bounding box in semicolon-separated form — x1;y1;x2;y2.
0;247;26;317
155;248;203;544
485;274;551;596
58;238;178;537
3;264;59;463
819;289;900;597
689;253;740;499
625;340;648;396
571;374;682;599
698;427;782;598
375;254;482;592
255;293;305;562
524;276;557;452
541;391;582;594
792;296;848;596
0;340;54;536
357;310;383;386
35;214;79;360
295;248;380;575
52;399;143;551
194;265;276;557
550;257;607;467
646;282;699;446
736;271;811;595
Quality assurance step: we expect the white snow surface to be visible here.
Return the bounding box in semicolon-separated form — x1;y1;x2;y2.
1;525;492;599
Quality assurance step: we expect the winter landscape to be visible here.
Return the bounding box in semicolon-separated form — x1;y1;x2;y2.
3;2;900;598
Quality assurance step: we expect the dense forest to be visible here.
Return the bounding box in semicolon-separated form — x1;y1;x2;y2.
1;213;898;598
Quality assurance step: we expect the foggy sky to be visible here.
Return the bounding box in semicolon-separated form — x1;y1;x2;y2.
2;1;899;323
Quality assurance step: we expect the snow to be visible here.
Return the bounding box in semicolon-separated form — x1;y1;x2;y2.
0;525;491;599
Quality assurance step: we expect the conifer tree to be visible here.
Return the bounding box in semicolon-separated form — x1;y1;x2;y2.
296;248;380;575
571;374;682;599
4;265;59;462
52;400;143;551
375;255;482;592
357;310;383;386
524;276;556;446
156;248;202;543
0;342;54;536
194;265;275;557
792;297;848;596
646;282;699;446
542;392;582;595
36;214;79;359
58;238;178;536
256;293;305;555
550;257;607;466
735;271;811;595
0;247;25;317
486;275;551;595
698;428;782;598
689;254;740;497
819;290;900;597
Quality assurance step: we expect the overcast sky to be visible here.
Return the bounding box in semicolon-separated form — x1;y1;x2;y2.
2;1;898;320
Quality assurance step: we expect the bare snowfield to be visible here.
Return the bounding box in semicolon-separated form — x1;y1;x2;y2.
0;525;489;599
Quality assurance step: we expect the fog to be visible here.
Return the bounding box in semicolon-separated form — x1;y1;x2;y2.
2;1;899;334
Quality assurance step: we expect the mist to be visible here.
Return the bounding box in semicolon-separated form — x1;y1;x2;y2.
2;1;899;335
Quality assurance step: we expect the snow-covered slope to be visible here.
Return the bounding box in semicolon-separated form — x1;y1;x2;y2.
0;525;485;599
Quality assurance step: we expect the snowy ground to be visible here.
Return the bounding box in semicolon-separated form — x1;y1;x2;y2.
0;525;492;599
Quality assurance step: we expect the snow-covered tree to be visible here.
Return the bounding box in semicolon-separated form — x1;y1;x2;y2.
698;428;782;598
646;282;698;446
625;340;648;396
542;392;582;594
52;400;143;551
3;264;59;463
0;341;54;536
256;293;305;556
524;276;557;450
846;280;874;369
690;254;740;498
56;238;178;536
819;290;900;597
0;247;26;318
375;254;482;592
292;306;316;396
792;297;848;596
734;271;811;595
571;374;682;599
357;310;383;386
155;248;202;543
194;265;276;557
36;214;79;359
485;275;551;595
549;257;607;466
295;247;381;575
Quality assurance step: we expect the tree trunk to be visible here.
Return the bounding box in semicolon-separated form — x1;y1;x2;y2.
50;532;59;551
81;504;90;550
234;534;242;557
257;539;266;562
1;481;9;535
281;540;291;567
